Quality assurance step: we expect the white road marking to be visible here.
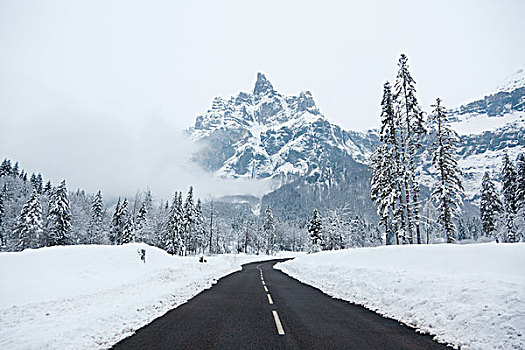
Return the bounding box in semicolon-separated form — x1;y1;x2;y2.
264;286;268;292
272;310;285;335
262;281;265;285
267;293;274;304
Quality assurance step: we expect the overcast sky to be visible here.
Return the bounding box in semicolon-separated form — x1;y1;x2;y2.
1;0;524;199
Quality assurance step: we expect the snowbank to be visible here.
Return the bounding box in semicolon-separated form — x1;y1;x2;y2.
275;243;525;349
0;243;282;349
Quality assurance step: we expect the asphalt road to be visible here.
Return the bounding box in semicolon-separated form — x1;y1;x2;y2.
112;259;447;350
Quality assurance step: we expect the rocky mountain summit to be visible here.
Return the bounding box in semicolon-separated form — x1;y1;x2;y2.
189;73;376;186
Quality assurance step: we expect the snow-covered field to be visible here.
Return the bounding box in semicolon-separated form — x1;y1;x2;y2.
276;243;525;350
0;243;281;349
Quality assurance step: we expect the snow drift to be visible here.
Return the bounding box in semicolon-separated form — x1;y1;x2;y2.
0;243;280;349
276;243;525;350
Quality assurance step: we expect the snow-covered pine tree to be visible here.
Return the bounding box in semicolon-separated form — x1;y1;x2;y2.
370;81;403;245
165;192;184;255
117;198;129;245
36;174;43;194
30;173;37;190
13;190;43;251
183;187;196;254
29;173;43;194
516;153;525;240
143;189;153;212
517;154;525;209
263;205;275;254
501;153;518;242
480;172;503;239
121;215;134;244
428;98;464;243
0;192;4;249
135;202;147;230
394;54;426;244
44;181;52;195
46;180;71;246
193;198;206;254
110;198;121;244
88;190;104;244
323;210;344;250
12;162;20;177
308;208;323;250
0;159;12;177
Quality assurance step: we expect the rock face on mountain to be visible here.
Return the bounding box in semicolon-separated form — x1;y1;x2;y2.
445;69;525;200
189;71;524;204
451;69;525;118
189;73;377;187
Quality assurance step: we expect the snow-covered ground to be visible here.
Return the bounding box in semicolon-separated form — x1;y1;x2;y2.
0;243;283;349
276;243;525;350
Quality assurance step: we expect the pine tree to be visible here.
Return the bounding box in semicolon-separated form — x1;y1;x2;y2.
29;173;43;193
36;174;43;194
0;159;12;177
88;190;104;243
183;187;196;254
193;198;206;253
501;153;518;242
135;202;147;230
516;153;525;241
12;162;20;177
116;198;129;245
394;54;425;244
165;192;184;255
428;98;464;243
110;198;122;244
46;180;71;246
13;190;43;251
143;189;153;212
121;216;134;244
263;205;275;254
370;81;403;245
308;209;323;250
44;181;52;194
480;172;503;238
324;210;344;250
0;192;5;249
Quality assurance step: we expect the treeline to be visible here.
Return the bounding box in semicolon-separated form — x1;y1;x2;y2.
480;154;525;242
0;158;304;254
370;54;524;244
0;158;210;254
0;157;391;254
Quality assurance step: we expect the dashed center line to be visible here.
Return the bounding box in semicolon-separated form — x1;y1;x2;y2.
272;310;285;335
258;262;286;336
267;293;274;304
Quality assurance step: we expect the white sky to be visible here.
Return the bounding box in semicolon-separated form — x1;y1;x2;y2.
0;0;524;199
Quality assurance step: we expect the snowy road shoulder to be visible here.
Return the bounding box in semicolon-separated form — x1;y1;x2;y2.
0;243;283;349
275;243;525;350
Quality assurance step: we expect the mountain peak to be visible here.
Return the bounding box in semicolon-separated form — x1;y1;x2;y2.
253;72;274;95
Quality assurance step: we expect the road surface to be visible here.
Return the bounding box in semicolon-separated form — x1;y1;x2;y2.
112;259;447;349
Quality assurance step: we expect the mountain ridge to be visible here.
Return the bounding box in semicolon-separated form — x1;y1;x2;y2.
188;72;524;201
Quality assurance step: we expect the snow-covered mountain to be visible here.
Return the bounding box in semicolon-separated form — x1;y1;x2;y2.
189;73;377;186
189;71;524;201
446;69;525;199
